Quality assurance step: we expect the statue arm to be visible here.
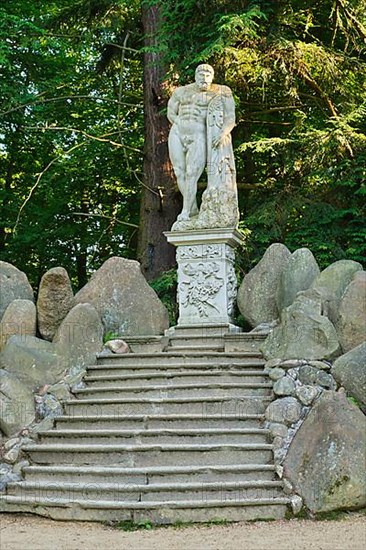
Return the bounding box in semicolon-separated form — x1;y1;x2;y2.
167;91;180;125
222;90;236;134
212;88;236;149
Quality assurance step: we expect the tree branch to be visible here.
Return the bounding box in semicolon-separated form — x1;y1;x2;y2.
0;95;143;117
24;125;143;153
71;212;139;228
13;141;87;233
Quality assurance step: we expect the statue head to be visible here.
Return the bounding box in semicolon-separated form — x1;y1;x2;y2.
195;64;214;91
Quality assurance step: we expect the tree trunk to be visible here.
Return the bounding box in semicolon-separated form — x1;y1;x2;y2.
137;2;181;281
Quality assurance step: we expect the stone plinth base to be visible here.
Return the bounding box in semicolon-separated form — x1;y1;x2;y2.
164;228;243;327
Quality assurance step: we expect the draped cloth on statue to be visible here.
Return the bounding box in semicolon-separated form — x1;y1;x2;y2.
207;94;236;192
195;92;239;230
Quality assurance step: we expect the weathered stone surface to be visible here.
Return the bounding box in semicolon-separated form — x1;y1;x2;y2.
0;336;64;390
311;260;363;326
35;393;63;419
237;243;291;327
267;422;289;438
0;300;36;351
269;367;286;381
337;271;366;353
291;495;303;515
298;365;319;385
273;376;296;396
308;360;331;370
0;369;35;436
276;248;320;311
316;370;336;390
261;290;341;360
279;359;307;369
37;267;74;341
332;343;366;409
0;463;21;491
47;381;71;401
53;303;104;373
105;339;130;354
0;261;34;320
265;397;302;425
74;257;169;336
296;385;319;406
284;391;366;513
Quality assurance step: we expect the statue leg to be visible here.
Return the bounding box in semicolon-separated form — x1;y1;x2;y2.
169;130;195;221
168;129;188;219
184;137;206;218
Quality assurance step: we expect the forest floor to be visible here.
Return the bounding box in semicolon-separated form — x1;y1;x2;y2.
1;511;365;550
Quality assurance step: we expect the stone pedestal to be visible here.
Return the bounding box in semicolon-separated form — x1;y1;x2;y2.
165;228;243;329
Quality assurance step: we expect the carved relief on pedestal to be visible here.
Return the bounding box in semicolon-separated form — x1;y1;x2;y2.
227;263;237;317
179;262;224;317
177;244;223;261
176;245;201;261
225;246;236;263
202;244;221;258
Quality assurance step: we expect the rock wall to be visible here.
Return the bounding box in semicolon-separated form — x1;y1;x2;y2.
239;245;365;515
0;257;168;483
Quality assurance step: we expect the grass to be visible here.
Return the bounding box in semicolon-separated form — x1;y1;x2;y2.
113;517;230;531
111;508;366;531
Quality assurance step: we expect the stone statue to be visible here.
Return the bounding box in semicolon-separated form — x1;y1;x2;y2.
167;64;239;231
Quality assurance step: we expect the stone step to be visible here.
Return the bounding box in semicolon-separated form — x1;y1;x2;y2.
167;324;242;337
63;395;271;416
167;334;225;349
83;370;268;387
224;333;267;353
87;361;266;376
7;479;284;502
22;443;274;466
0;494;289;523
38;428;270;446
22;463;277;484
164;344;225;352
55;413;264;431
74;382;273;400
95;352;263;367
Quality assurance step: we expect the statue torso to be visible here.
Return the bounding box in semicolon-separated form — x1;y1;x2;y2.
174;84;225;133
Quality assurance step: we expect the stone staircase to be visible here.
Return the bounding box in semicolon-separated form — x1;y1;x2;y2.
0;329;290;523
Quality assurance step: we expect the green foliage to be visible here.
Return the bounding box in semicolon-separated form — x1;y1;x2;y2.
0;1;143;288
149;269;178;326
103;330;120;343
157;0;366;271
117;519;153;531
0;0;365;289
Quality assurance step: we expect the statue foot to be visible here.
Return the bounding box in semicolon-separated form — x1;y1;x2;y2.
177;211;190;222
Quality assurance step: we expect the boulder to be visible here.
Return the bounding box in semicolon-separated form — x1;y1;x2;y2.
284;391;366;513
53;303;104;373
0;299;37;351
0;335;64;390
296;385;318;406
0;261;34;320
261;290;341;360
273;376;296;397
311;260;363;326
265;397;302;425
0;369;35;436
276;248;320;311
298;365;336;390
237;243;291;327
337;271;366;353
332;343;366;409
105;339;130;354
74;257;169;336
37;267;74;341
